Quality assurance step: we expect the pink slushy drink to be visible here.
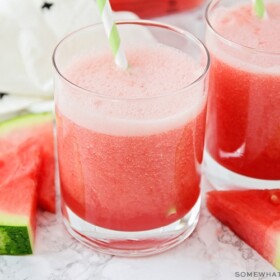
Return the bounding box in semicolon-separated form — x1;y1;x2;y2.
205;1;280;183
57;43;206;231
53;21;209;255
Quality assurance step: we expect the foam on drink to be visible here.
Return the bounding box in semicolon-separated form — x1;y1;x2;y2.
207;1;280;74
56;43;206;136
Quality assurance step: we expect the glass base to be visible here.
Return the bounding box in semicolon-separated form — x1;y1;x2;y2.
203;150;280;190
62;196;201;257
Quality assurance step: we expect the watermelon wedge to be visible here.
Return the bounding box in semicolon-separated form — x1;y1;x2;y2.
0;113;55;213
0;140;41;255
207;189;280;270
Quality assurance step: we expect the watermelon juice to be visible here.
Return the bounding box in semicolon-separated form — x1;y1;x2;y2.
57;107;206;231
205;0;280;186
56;45;206;231
110;0;204;18
53;21;209;255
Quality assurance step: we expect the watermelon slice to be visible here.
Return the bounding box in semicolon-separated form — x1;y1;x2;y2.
0;113;55;213
207;189;280;270
0;140;41;254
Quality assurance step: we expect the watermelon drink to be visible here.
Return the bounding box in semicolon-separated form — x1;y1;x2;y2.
53;21;209;256
110;0;204;18
204;0;280;189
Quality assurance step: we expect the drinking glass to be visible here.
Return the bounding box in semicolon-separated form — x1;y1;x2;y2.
53;20;209;256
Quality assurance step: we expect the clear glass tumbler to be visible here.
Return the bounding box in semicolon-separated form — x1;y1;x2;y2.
53;20;209;256
204;0;280;190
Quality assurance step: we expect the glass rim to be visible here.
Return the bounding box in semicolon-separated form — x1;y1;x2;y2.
52;19;210;101
205;0;280;56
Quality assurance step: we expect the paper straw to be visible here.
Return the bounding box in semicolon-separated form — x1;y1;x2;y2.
253;0;267;19
96;0;128;69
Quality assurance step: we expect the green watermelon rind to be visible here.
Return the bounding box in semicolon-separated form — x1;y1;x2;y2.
0;213;33;255
0;213;29;226
274;238;280;269
0;112;53;136
0;113;53;254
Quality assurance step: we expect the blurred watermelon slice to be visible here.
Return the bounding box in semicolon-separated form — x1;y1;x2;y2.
207;189;280;270
0;113;55;213
0;140;41;254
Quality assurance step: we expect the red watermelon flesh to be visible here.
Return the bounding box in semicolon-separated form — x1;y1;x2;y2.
207;189;280;270
0;113;55;213
0;140;41;254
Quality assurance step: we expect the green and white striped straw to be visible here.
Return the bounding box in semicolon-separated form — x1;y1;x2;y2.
253;0;267;19
96;0;128;69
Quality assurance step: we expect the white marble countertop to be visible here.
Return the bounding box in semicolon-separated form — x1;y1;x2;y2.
1;178;277;280
0;4;278;280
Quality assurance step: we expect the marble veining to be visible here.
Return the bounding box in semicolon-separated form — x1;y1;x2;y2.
0;178;277;280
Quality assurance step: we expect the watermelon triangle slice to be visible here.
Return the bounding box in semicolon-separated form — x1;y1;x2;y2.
0;113;55;213
207;189;280;270
0;140;41;255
